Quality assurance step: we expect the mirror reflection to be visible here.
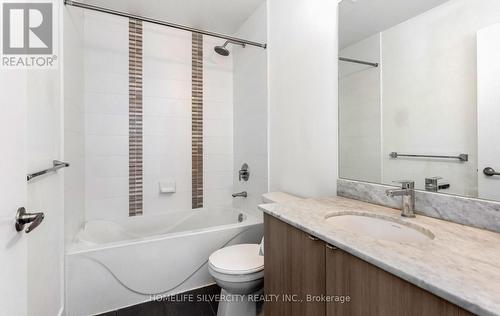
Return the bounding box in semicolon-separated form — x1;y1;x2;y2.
338;0;500;201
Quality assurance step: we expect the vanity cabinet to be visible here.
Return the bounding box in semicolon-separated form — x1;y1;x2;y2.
264;213;326;316
264;214;473;316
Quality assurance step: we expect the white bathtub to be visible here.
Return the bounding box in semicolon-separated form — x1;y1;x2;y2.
66;208;263;316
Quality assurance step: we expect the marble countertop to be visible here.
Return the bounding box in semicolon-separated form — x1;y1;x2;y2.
259;193;500;316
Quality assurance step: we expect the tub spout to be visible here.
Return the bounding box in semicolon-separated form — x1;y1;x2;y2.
232;191;247;198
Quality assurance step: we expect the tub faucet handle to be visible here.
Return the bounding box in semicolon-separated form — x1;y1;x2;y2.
238;163;250;182
15;207;45;233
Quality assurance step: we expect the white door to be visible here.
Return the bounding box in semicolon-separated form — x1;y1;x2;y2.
477;24;500;201
0;71;28;315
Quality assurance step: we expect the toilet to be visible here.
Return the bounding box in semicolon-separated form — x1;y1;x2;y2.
208;243;264;316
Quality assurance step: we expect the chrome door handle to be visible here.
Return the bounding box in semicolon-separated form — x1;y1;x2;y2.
483;167;500;177
15;207;44;233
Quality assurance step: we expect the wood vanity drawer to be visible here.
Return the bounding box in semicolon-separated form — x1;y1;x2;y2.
264;214;474;316
264;213;326;316
325;245;473;316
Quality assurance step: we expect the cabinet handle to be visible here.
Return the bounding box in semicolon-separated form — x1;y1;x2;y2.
308;235;319;241
326;244;338;250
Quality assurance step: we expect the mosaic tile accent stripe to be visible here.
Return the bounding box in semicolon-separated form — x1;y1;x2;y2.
192;33;203;209
129;19;143;216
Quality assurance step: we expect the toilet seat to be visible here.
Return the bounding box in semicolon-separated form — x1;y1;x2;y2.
209;244;264;275
208;244;264;315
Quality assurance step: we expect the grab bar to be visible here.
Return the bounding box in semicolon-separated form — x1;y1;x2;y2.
27;160;70;181
389;152;468;162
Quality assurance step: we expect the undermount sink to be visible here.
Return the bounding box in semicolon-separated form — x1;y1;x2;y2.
325;212;435;243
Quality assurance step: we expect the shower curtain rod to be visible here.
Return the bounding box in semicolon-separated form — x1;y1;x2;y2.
339;57;379;68
64;0;267;49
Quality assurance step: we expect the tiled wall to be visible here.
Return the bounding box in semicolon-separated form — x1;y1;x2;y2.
232;2;269;219
202;36;234;209
83;11;234;221
64;5;85;246
84;12;129;221
142;23;192;215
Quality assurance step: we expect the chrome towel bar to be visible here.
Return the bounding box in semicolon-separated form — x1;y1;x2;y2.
339;57;379;68
27;160;70;181
389;152;468;162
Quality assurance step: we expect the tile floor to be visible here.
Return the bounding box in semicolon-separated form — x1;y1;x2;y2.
97;285;220;316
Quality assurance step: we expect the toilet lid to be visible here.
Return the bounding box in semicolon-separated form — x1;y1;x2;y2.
209;244;264;275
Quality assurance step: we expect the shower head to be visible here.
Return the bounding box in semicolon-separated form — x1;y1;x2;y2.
214;40;246;56
214;42;230;56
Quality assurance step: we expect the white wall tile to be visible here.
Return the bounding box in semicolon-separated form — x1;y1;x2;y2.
143;135;189;156
85;93;128;115
204;188;234;208
205;136;233;155
85;113;128;136
143;116;190;136
232;3;269;217
143;173;191;193
83;14;235;220
86;197;129;221
205;154;233;172
144;191;192;214
85;71;128;95
204;118;233;138
86;156;128;178
84;11;128;51
143;24;191;63
143;77;191;99
204;101;233;120
64;5;86;253
143;154;191;175
143;97;190;118
204;68;233;103
86;176;128;199
205;171;234;190
85;49;128;75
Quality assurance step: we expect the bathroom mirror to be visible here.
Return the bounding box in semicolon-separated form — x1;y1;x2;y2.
338;0;500;202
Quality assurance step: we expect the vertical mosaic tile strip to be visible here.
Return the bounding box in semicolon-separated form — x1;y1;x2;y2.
192;33;204;209
129;19;143;216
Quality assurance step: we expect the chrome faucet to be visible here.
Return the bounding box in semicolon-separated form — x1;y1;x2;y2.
385;181;416;218
238;163;250;182
232;191;247;198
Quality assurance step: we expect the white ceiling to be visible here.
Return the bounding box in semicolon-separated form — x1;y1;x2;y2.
79;0;265;36
339;0;450;48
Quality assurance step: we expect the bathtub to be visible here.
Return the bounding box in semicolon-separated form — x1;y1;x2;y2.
66;208;263;316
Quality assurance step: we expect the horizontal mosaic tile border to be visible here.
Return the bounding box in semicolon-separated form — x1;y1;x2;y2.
129;19;143;216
